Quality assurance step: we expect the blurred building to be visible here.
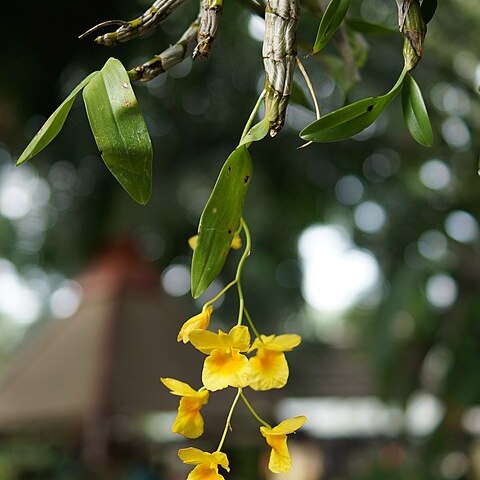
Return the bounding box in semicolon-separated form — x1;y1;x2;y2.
0;238;210;476
0;238;424;479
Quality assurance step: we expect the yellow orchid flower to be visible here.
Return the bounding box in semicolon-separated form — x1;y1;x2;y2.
178;305;213;343
260;416;306;473
161;378;209;439
189;325;252;391
178;447;229;480
248;334;301;391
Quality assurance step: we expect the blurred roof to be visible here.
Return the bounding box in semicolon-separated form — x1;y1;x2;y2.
0;238;204;431
0;237;377;445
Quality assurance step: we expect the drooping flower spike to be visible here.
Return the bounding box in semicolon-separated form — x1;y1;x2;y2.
260;415;306;473
189;325;252;391
178;447;229;480
178;305;214;344
160;378;209;439
249;334;301;391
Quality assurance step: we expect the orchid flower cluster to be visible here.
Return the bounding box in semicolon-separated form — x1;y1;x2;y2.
161;222;306;479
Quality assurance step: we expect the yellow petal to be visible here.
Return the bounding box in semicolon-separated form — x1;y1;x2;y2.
211;452;230;471
172;397;206;438
189;328;222;354
202;349;251;391
178;447;214;465
160;377;198;397
263;432;291;473
187;464;225;480
178;305;213;343
227;325;251;351
178;448;229;471
271;415;307;435
251;334;301;352
249;350;289;391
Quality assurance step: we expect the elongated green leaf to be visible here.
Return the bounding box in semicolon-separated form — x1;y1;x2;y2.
420;0;438;24
312;0;351;54
300;96;389;142
346;18;397;35
300;69;406;142
191;145;253;298
83;58;153;205
402;73;433;147
16;71;99;166
238;118;270;147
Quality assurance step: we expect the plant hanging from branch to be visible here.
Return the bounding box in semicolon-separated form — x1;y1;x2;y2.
15;0;438;476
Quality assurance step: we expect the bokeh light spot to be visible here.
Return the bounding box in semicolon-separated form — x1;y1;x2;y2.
419;160;451;191
354;201;387;233
298;225;380;313
161;264;191;297
49;281;83;319
425;274;457;309
444;210;478;243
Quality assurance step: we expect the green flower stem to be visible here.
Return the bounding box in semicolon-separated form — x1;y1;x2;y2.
240;391;271;428
216;387;243;451
240;90;266;142
203;216;252;315
235;218;251;326
237;283;245;326
204;278;238;309
243;306;262;339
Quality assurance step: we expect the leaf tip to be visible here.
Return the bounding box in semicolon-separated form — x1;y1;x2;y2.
16;156;27;167
190;280;204;299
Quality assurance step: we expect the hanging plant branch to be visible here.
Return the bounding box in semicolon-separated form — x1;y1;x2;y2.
128;15;201;82
80;0;188;46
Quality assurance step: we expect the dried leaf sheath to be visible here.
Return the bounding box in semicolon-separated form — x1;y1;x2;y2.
94;0;187;46
262;0;299;136
194;0;223;59
129;17;200;81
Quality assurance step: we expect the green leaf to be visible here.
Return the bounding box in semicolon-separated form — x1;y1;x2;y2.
420;0;438;24
312;0;351;54
16;71;99;166
300;68;406;142
346;18;398;35
300;96;388;142
191;145;253;298
238;118;270;147
83;58;153;205
401;73;433;147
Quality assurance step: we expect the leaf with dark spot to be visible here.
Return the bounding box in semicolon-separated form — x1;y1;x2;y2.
191;145;253;298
